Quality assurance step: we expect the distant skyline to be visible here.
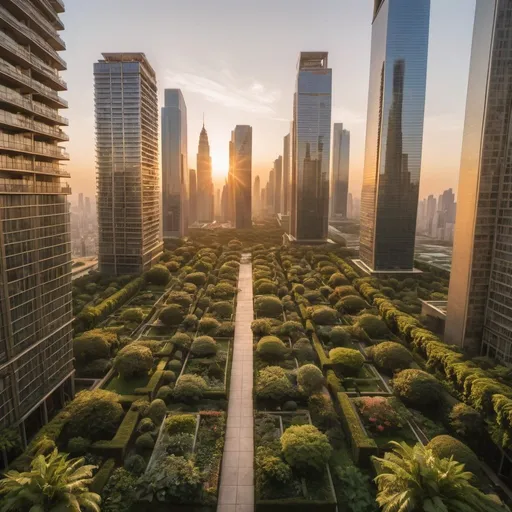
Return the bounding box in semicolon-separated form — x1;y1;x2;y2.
62;0;475;201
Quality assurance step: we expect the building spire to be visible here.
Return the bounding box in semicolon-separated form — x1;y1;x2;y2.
202;112;204;128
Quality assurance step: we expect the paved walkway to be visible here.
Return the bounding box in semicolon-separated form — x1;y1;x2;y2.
218;253;254;512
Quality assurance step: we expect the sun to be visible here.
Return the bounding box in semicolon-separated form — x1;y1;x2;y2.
211;148;229;179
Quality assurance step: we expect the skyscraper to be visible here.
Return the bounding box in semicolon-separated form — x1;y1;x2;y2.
291;52;332;241
446;0;512;360
253;175;261;214
196;123;213;222
358;0;430;272
189;169;197;224
330;123;350;217
221;182;228;221
95;53;162;275
232;125;252;229
161;89;188;238
274;156;283;214
283;134;291;214
227;137;235;224
347;193;354;219
267;169;275;214
0;0;74;434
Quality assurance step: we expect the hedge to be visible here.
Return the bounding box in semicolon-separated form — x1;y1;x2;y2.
90;458;116;494
326;370;342;394
134;359;169;399
92;409;140;461
335;392;377;466
328;254;359;282
311;332;331;370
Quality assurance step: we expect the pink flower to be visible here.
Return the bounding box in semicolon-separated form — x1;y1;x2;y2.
369;417;377;423
377;425;385;432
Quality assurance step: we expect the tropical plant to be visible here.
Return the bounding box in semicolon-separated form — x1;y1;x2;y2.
0;449;100;511
373;441;503;512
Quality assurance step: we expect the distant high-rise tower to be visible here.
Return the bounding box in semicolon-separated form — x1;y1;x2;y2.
331;124;350;217
274;156;283;214
95;53;162;275
283;134;291;214
446;0;512;360
253;175;261;214
162;89;188;238
347;193;354;219
232;125;252;229
0;0;74;434
196;123;213;222
221;183;228;221
228;137;235;223
267;169;275;214
291;52;332;241
358;0;430;272
189;169;197;224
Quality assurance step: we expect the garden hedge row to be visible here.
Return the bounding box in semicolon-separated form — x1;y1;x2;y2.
90;458;116;494
134;358;169;400
335;392;377;466
312;332;331;369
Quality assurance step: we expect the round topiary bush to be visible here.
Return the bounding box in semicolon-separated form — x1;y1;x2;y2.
310;306;338;325
283;401;298;411
167;360;182;373
67;437;91;455
146;398;167;424
210;301;234;319
329;348;365;376
174;375;208;403
449;403;484;439
162;370;176;384
190;335;217;357
199;316;220;334
370;342;413;372
255;279;278;295
293;284;305;295
168;291;193;309
185;272;207;286
182;314;198;330
280;424;332;472
355;314;389;339
279;321;305;339
135;432;155;453
329;326;352;347
124;454;146;475
297;364;324;395
427;435;482;477
393;369;443;407
293;338;314;362
216;321;234;337
73;331;111;364
255;295;283;318
156;385;173;402
328;273;349;287
166;414;197;435
303;278;318;290
336;295;367;315
256;336;288;361
114;344;153;379
170;332;192;350
160;304;184;327
146;264;171;286
120;307;145;323
137;417;155;434
256;366;294;402
166;260;180;272
251;319;272;336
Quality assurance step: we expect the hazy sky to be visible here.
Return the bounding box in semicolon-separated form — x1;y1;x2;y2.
62;0;476;202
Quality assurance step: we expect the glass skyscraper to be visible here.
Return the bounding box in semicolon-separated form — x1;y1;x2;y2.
94;53;162;275
274;155;282;215
446;0;512;361
196;123;213;222
232;125;252;229
330;123;350;218
359;0;430;271
283;133;291;214
291;52;332;241
161;89;188;238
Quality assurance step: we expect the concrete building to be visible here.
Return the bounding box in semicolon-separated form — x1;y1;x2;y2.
0;0;74;443
94;53;162;274
232;125;252;229
196;123;213;222
253;175;260;215
274;155;282;215
189;168;197;224
330;123;350;217
358;0;430;272
161;89;188;238
446;0;512;361
290;52;332;242
283;134;291;214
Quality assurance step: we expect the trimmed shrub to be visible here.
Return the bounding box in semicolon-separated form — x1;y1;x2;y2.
156;385;173;402
256;336;288;361
162;370;176;384
146;264;171;286
255;295;283;318
293;284;305;295
280;424;332;472
182;314;198;330
449;403;484;439
336;295;367;314
170;332;192;350
78;358;112;378
294;337;314;362
167;360;182;372
185;272;207;286
329;326;352;347
160;304;184;326
328;273;349;287
114;344;153;379
255;280;278;295
174;375;207;403
251;319;272;337
329;347;365;376
256;366;294;402
166;260;180;272
67;436;91;455
216;321;234;337
168;291;193;309
120;307;145;323
131;398;150;417
198;316;220;334
297;364;324;395
310;306;338;325
369;342;413;372
427;435;482;477
283;401;298;412
137;417;155;434
210;301;233;319
211;282;236;300
190;335;217;357
73;331;111;363
279;321;305;339
166;414;197;435
135;432;155;453
147;399;167;425
133;339;161;355
124;454;146;475
304;290;324;305
393;369;443;407
355;314;389;339
334;285;358;298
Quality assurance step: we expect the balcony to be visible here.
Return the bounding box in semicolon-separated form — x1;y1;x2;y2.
31;0;65;30
49;0;64;14
0;109;68;140
0;154;69;177
0;85;68;126
0;179;71;194
0;5;65;70
0;135;69;160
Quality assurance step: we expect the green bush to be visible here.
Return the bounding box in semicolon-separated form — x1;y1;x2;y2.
124;454;146;475
166;260;180;272
393;369;443;407
210;301;233;319
168;291;193;309
170;332;191;350
185;272;207;286
198;316;220;334
255;295;283;318
156;385;173;402
256;335;288;361
304;290;324;305
73;330;112;363
256;452;293;486
146;264;171;286
216;321;234;337
167;433;194;456
162;370;176;384
191;335;217;357
280;424;332;472
211;282;236;300
137;417;155;434
329;347;365;376
328;273;349;287
167;360;182;372
256;366;294;402
334;285;358;298
334;465;378;512
131;398;150;417
369;342;413;372
255;279;278;295
449;403;484;439
355;314;389;339
182;314;198;330
114;344;153;379
337;295;367;314
135;432;155;453
78;358;112;378
329;326;352;347
120;307;145;323
251;319;272;337
67;436;91;455
297;364;324;395
174;375;208;403
160;305;184;327
294;337;314;362
279;321;305;339
310;306;338;325
427;435;482;477
293;284;305;295
133;339;161;355
166;414;197;435
283;401;298;411
147;398;167;425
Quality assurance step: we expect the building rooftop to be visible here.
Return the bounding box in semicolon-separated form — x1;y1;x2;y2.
100;52;156;79
298;52;329;70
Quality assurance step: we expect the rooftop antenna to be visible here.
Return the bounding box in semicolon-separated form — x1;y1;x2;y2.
202;112;204;128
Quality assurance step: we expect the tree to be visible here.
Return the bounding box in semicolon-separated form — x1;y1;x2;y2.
0;449;100;511
114;344;153;379
373;441;504;512
146;264;171;286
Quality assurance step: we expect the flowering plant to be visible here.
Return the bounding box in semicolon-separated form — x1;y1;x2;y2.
354;396;403;434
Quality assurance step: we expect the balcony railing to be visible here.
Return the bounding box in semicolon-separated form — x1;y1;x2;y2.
31;0;64;29
0;136;69;159
0;109;68;140
0;155;69;176
0;180;71;194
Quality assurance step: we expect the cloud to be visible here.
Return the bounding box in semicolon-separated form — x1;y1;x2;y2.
165;66;281;115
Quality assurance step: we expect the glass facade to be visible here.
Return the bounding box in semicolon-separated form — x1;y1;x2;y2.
273;155;282;214
196;125;213;222
283;133;290;214
94;53;162;275
233;125;252;229
161;89;188;238
330;123;350;217
360;0;430;271
291;52;332;241
0;0;73;430
446;0;512;361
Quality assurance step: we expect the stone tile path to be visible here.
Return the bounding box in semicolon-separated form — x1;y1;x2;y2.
218;253;254;512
